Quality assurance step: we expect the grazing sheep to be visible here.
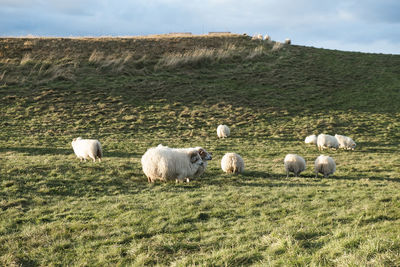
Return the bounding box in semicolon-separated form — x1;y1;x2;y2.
221;153;244;174
252;34;263;40
71;137;102;162
264;34;271;41
193;146;213;177
314;155;336;178
305;134;317;145
217;124;230;139
157;145;213;177
284;154;306;177
317;134;339;151
285;38;291;44
141;145;204;183
335;134;356;150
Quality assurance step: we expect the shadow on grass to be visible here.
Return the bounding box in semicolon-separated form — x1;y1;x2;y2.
325;174;400;183
0;146;71;156
350;142;399;154
0;146;140;158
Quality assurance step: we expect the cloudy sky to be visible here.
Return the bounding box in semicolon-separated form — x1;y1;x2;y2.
1;0;399;54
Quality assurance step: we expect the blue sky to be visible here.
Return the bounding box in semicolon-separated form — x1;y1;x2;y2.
1;0;399;54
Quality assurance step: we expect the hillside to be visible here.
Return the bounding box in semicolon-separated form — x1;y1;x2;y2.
1;34;400;266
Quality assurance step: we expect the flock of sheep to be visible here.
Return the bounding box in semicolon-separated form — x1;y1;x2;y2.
71;127;356;182
286;133;356;178
251;33;291;45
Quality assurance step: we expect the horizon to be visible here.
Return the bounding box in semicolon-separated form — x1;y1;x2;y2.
1;0;399;55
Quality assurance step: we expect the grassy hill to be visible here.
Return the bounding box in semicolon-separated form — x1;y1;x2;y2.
1;34;400;266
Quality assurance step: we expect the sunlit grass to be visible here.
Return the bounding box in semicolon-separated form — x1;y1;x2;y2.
0;35;400;265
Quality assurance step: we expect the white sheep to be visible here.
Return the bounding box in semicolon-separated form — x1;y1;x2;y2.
71;137;102;162
335;134;356;150
193;146;213;177
264;34;271;41
221;153;244;174
314;155;336;178
252;34;263;40
141;145;204;183
317;134;339;151
157;144;212;177
217;124;230;138
285;38;291;44
305;134;317;145
284;154;306;177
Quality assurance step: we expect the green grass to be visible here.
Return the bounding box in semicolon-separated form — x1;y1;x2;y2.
1;35;400;266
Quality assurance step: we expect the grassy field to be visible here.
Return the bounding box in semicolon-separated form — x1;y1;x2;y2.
1;34;400;266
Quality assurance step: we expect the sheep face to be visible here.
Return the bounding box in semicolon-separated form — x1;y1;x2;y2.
198;148;212;161
189;152;204;166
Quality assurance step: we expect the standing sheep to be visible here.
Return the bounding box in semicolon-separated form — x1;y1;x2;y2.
285;38;291;44
71;137;102;162
317;134;339;151
284;154;306;177
305;134;317;145
217;124;230;139
193;146;213;177
314;155;336;178
335;134;356;150
141;145;204;183
252;34;263;40
157;145;213;177
221;153;244;174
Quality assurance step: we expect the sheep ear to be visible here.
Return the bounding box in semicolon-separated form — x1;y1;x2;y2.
198;148;205;156
189;152;199;163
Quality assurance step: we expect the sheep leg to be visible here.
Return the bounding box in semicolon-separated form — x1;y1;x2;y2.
286;171;289;178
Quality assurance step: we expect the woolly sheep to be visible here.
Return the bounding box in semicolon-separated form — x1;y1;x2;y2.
335;134;356;150
305;134;317;145
221;153;244;174
217;124;230;138
285;38;291;44
264;34;271;41
314;155;336;178
193;146;213;177
284;154;306;177
252;34;263;40
157;144;212;177
71;137;102;162
141;145;204;183
317;134;339;151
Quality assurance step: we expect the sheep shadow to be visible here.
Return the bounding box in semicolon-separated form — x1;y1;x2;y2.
0;146;139;158
353;141;399;154
0;146;71;156
191;170;329;188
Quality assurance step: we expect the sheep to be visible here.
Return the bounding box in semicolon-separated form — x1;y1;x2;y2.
264;34;271;41
285;38;291;44
71;137;102;162
157;144;212;177
284;154;306;177
141;145;204;183
305;134;317;145
314;155;336;178
193;146;213;177
252;34;263;40
335;134;356;150
217;124;230;139
221;153;244;174
317;134;339;151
